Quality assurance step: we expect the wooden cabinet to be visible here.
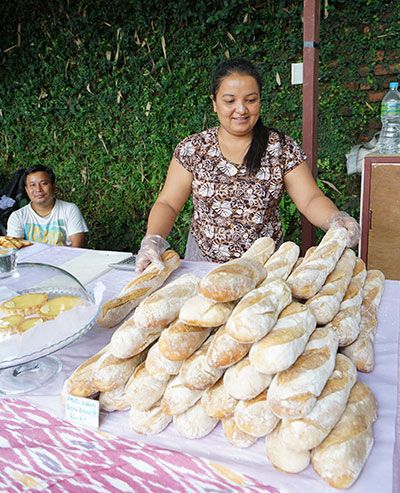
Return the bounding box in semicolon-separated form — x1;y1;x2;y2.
359;154;400;280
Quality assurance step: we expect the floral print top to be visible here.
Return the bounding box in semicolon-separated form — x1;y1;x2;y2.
173;126;306;263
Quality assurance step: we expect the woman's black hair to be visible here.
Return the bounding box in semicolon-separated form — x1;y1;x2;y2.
211;58;284;175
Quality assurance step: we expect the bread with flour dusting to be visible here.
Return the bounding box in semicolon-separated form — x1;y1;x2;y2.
234;391;279;438
267;326;339;419
286;228;348;299
179;295;235;327
173;400;218;439
222;416;258;448
129;400;172;435
341;269;385;372
158;319;211;361
311;381;378;489
249;301;316;375
144;341;183;378
223;357;273;401
262;241;300;281
110;319;162;359
279;353;357;451
133;273;199;329
97;250;180;327
305;248;356;325
201;378;238;419
225;278;292;343
99;384;130;412
206;325;252;369
160;374;203;416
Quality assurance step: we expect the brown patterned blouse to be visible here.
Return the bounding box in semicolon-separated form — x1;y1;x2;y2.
173;127;306;263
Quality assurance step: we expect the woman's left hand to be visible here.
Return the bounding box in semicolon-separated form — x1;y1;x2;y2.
326;211;361;248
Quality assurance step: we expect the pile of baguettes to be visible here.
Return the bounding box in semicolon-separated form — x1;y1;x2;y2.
63;227;385;490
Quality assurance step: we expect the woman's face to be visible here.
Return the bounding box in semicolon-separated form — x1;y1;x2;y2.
212;72;260;138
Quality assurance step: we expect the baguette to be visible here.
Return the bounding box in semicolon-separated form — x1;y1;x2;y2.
144;340;183;378
249;302;316;375
225;279;292;343
305;249;356;325
133;273;199;329
311;381;378;489
179;295;235;327
110;319;162;359
91;350;146;393
158;319;211;361
129;401;172;435
234;391;279;438
265;422;311;473
99;384;130;412
97;250;180;327
223;357;273;401
262;241;300;281
179;335;224;390
124;362;170;411
279;354;357;451
267;327;339;419
198;258;267;302
62;345;109;398
160;374;203;416
240;236;276;264
173;401;218;439
206;325;252;369
326;258;367;346
286;228;348;299
222;416;258;448
201;378;238;419
341;270;385;372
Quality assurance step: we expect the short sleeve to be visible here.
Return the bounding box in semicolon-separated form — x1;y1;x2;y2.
173;135;197;173
7;210;24;238
281;136;307;175
65;203;89;236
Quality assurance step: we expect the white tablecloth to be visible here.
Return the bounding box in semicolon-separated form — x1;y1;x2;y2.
2;243;399;493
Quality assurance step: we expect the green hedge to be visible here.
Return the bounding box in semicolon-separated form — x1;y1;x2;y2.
1;0;398;252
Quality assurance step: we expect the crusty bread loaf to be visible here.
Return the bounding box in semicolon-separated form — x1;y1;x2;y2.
110;319;162;359
311;381;378;489
240;236;276;264
179;335;224;390
265;422;311;473
225;279;292;343
97;250;180;327
305;249;356;325
198;258;267;302
234;391;279;438
201;379;238;419
222;416;258;448
129;400;172;435
286;228;348;299
133;273;199;329
124;362;170;411
262;241;300;281
223;357;273;401
160;374;203;416
173;401;218;439
267;327;339;419
91;350;146;393
144;341;183;378
62;345;109;398
326;258;367;347
249;302;316;375
279;353;357;451
158;319;211;361
99;384;130;412
179;295;235;327
206;325;252;369
341;270;385;372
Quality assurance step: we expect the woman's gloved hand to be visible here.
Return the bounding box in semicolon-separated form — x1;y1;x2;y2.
326;211;361;248
135;234;170;274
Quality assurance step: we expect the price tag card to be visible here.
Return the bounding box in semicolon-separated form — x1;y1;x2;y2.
65;395;100;429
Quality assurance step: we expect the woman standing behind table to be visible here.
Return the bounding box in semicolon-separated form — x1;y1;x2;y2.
135;58;360;272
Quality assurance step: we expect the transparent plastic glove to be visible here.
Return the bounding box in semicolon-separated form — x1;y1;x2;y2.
135;234;170;274
326;211;361;248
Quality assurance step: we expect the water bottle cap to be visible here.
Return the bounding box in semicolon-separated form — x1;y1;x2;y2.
389;82;399;90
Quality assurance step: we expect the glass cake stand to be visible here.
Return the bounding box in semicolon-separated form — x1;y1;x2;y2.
0;262;99;395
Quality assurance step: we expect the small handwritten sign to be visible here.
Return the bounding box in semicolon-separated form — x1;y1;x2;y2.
65;395;100;428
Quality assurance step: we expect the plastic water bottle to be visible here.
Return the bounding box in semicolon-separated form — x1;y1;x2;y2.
377;82;400;154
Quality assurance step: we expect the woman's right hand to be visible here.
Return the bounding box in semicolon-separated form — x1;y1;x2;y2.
135;234;170;273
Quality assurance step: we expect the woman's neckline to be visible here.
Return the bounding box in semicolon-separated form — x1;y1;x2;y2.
215;127;252;167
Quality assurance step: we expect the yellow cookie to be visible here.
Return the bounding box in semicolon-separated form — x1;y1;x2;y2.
39;295;84;319
17;317;44;333
0;314;24;332
0;293;49;315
